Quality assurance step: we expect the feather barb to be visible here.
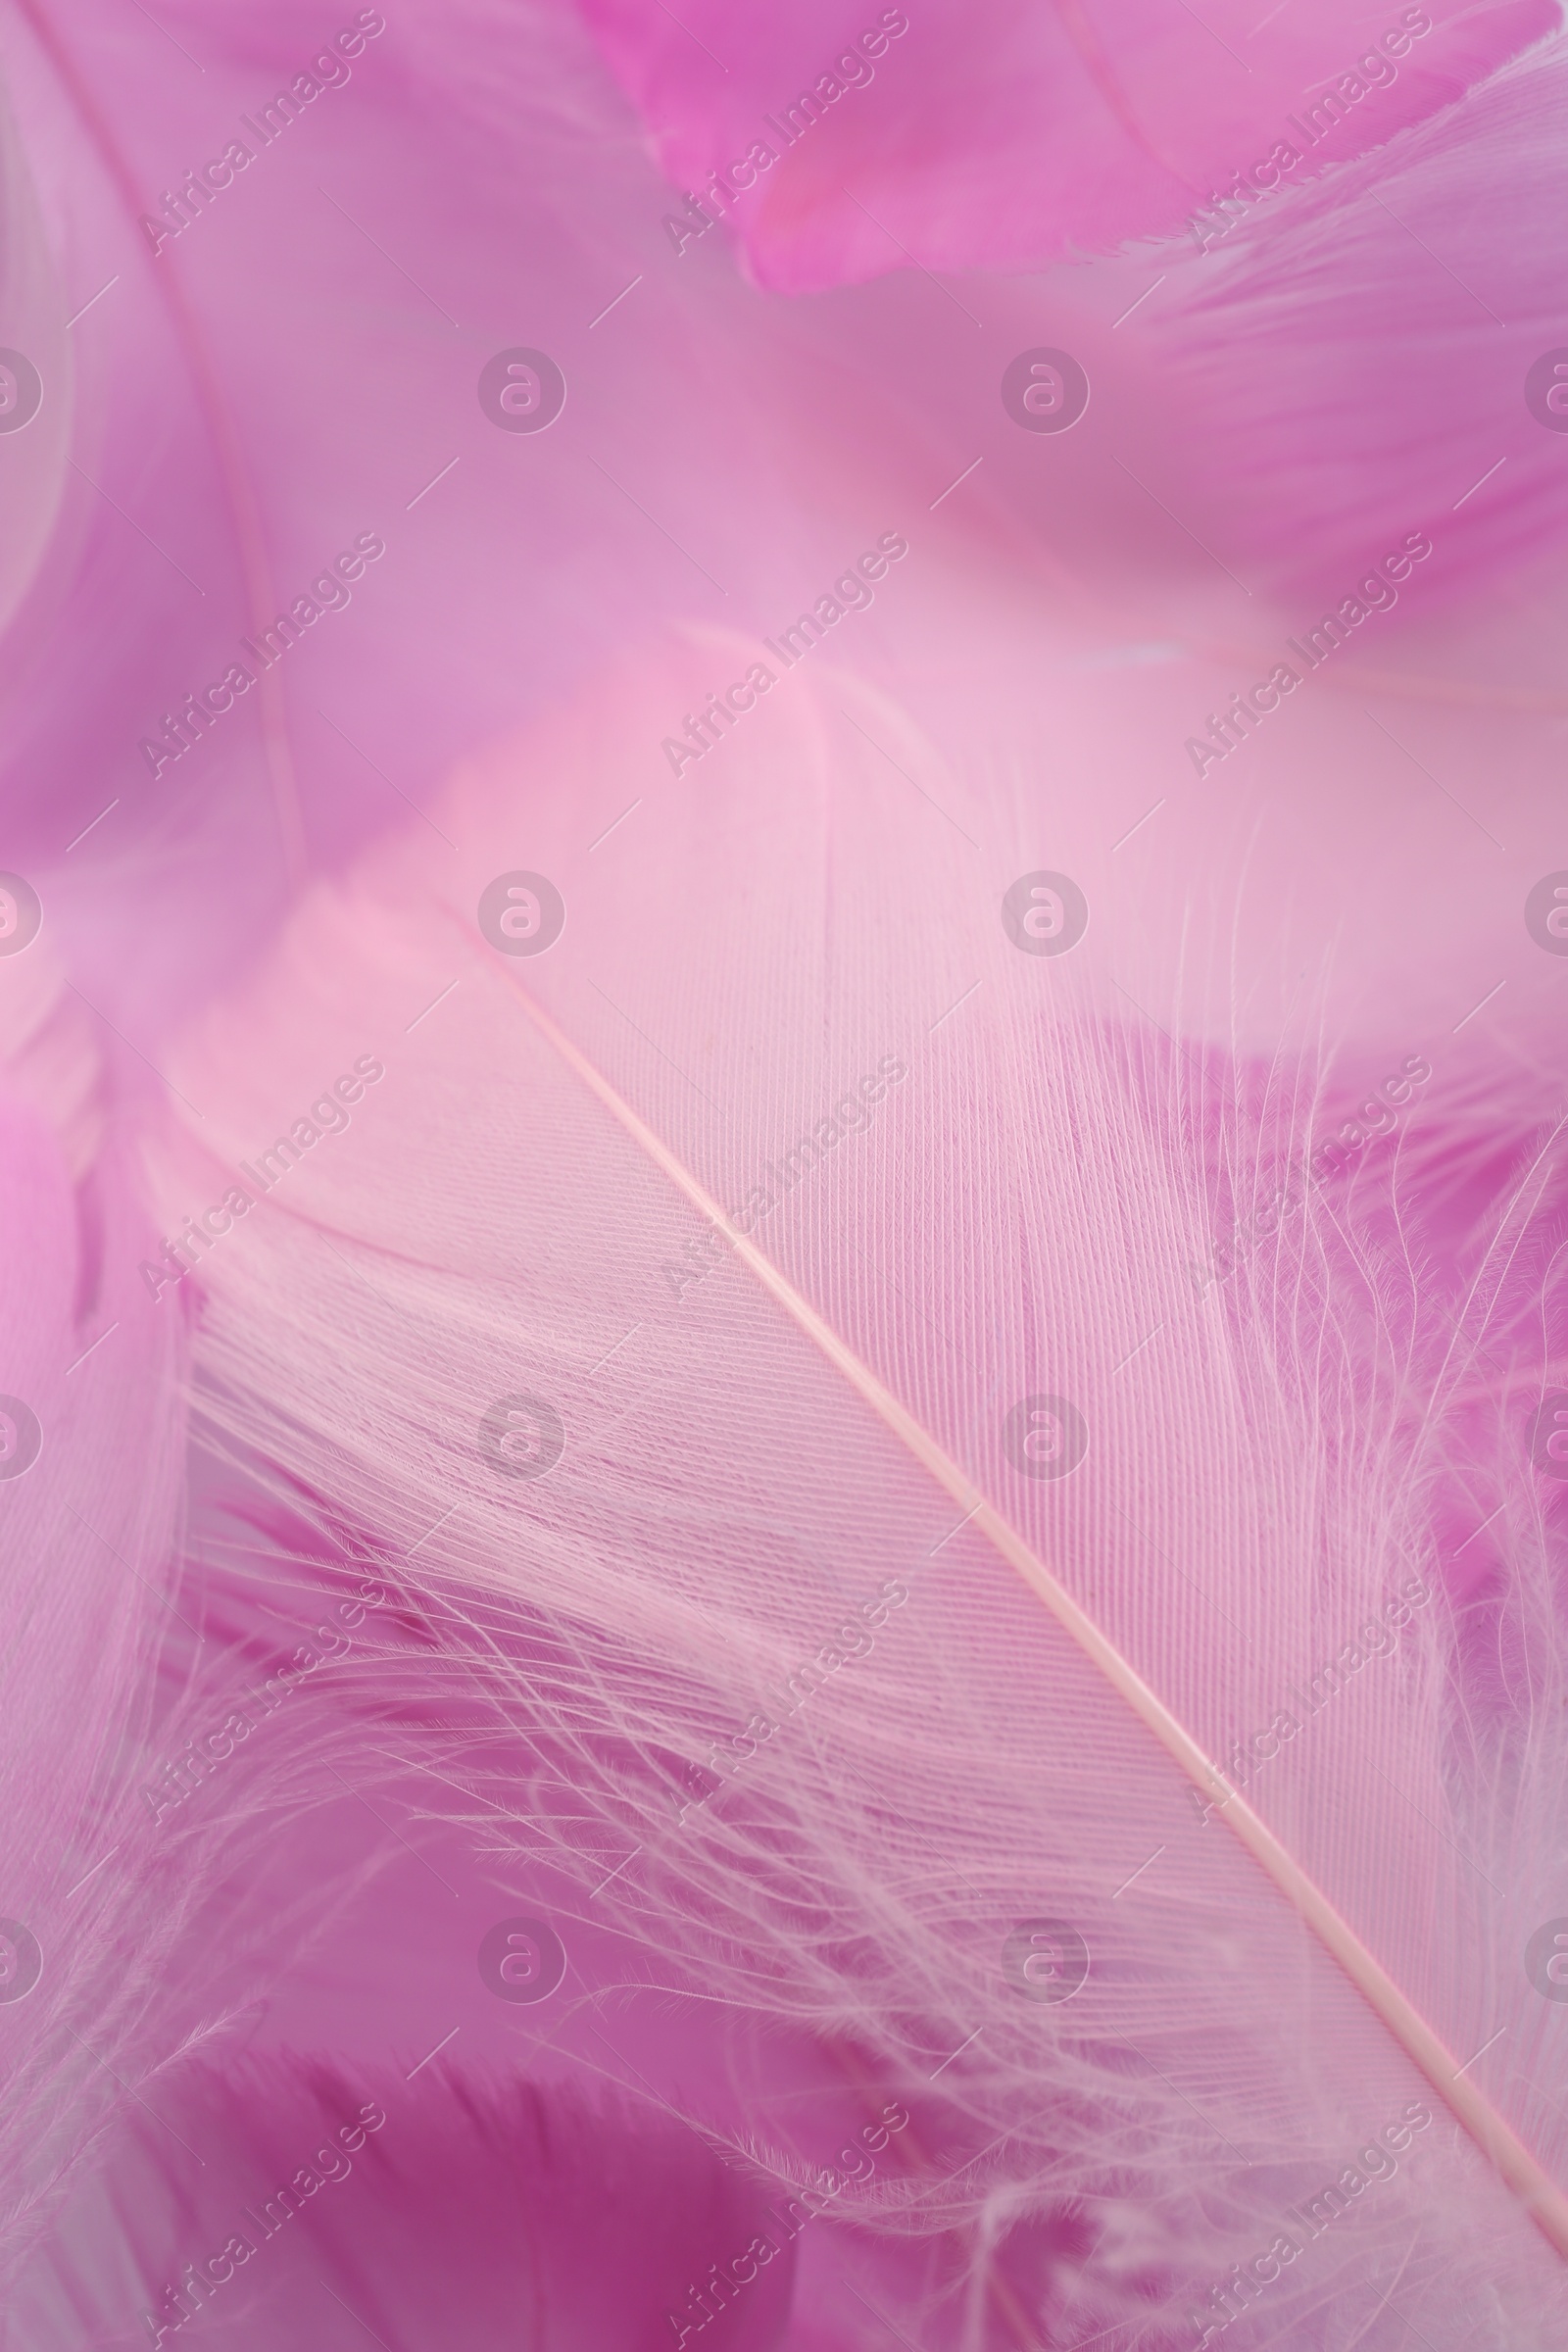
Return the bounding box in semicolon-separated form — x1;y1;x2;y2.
489;947;1568;2265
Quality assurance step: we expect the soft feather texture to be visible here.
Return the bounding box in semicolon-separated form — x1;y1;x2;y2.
11;2063;797;2348
0;80;69;636
0;951;189;2276
96;635;1568;2345
1156;32;1568;605
576;0;1555;287
3;0;1568;2344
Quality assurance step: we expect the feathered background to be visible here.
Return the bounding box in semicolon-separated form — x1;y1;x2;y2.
1;1;1567;2346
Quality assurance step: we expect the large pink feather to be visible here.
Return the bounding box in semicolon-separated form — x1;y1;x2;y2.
77;631;1568;2344
3;0;1568;2344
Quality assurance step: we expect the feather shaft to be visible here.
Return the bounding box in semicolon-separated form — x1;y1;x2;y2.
488;942;1568;2265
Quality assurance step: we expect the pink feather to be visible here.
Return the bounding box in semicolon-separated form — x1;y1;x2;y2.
66;632;1565;2344
14;2063;797;2348
1153;31;1568;603
3;0;1568;2345
575;0;1555;287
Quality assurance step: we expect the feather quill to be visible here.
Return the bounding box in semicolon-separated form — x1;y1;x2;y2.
100;634;1568;2346
492;951;1568;2262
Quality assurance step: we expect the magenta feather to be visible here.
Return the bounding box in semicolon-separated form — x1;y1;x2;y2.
576;0;1555;287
